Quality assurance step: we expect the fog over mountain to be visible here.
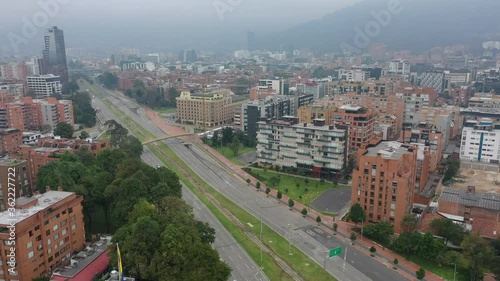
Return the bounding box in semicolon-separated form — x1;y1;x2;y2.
0;0;359;56
269;0;500;54
1;0;499;57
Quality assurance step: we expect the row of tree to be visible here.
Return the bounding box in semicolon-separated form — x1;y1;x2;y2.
204;127;256;156
36;120;231;280
124;80;179;108
70;91;97;128
348;203;500;281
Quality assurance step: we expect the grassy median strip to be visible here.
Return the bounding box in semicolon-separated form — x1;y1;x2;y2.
90;83;337;281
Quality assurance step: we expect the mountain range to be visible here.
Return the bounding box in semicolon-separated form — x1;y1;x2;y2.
265;0;500;54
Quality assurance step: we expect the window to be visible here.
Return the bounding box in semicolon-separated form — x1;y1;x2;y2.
53;225;58;231
48;248;52;254
46;230;50;236
61;220;67;227
70;215;76;221
47;239;51;245
27;241;33;249
28;251;34;259
54;234;59;240
62;229;67;236
71;224;76;230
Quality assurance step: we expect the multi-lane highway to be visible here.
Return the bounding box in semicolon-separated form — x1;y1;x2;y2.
90;83;408;281
90;88;268;281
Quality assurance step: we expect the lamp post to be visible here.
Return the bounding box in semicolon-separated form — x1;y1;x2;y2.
360;217;364;242
287;224;291;255
260;203;280;265
453;262;457;281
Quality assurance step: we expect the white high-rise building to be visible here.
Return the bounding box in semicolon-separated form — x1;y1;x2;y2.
27;74;62;98
388;60;411;76
460;119;500;164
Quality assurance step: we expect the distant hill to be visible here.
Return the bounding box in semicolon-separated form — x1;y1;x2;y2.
266;0;500;54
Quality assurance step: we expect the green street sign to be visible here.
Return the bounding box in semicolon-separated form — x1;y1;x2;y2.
329;247;342;258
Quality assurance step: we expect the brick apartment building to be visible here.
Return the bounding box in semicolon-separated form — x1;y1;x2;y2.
0;159;31;211
15;138;109;186
249;86;276;100
438;186;499;239
395;86;437;124
0;190;85;281
0;128;23;155
352;141;418;233
400;122;444;172
333;105;376;151
0;97;74;131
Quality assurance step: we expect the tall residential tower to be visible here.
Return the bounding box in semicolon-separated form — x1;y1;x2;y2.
42;26;69;84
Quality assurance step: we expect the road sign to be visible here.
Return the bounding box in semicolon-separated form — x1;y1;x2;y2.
328;247;342;258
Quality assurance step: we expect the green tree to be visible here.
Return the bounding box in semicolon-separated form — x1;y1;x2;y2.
79;131;90;140
348;203;366;227
256;182;261;191
277;191;282;200
246;178;251;185
350;232;357;243
70;91;96;128
362;222;394;245
370;246;377;255
288;199;294;209
265;188;271;195
461;232;495;281
62;80;80;95
400;214;419;234
54;122;74;138
301;208;308;217
33;275;51;281
230;136;241;156
110;198;231;281
100;72;118;89
105;120;129;147
416;267;425;280
221;127;234;145
443;158;460;181
391;232;422;258
167;87;180;107
333;223;338;233
430;218;466;245
316;216;322;224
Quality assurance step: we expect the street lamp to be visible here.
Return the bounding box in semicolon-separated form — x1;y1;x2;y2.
453;262;457;281
287;224;291;255
260;203;280;265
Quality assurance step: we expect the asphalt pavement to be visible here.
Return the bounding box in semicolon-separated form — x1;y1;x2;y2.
89;87;268;281
90;83;409;281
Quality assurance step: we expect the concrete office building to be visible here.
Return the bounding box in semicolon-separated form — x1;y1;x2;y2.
42;26;69;84
395;87;437;124
256;119;348;181
27;75;62;98
388;60;411;76
352;141;418;233
239;96;292;137
258;78;289;95
460;119;500;164
296;82;327;100
0;190;85;281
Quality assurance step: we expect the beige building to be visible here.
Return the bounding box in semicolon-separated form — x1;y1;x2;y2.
176;89;241;127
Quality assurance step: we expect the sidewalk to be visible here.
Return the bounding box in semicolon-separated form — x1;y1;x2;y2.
142;106;443;281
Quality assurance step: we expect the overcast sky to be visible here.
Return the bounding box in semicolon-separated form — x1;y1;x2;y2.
1;0;361;56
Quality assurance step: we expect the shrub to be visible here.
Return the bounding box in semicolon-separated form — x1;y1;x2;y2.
301;208;308;217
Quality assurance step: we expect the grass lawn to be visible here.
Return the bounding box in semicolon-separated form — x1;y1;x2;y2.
154;107;177;114
408;256;468;281
214;145;256;166
97;131;110;140
245;169;345;207
88;82;337;281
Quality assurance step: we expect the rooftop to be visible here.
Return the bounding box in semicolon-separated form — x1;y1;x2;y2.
439;186;500;211
0;158;26;166
53;235;112;280
364;141;414;160
0;191;74;225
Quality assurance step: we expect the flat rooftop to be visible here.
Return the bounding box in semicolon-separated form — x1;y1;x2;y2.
364;141;413;160
0;158;26;166
0;191;73;225
53;236;112;280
